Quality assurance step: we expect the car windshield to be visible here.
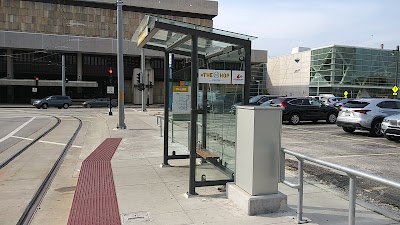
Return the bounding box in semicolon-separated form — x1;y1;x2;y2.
271;98;285;105
249;95;264;104
344;101;369;108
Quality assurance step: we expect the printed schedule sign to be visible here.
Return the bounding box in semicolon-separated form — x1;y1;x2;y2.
172;86;191;114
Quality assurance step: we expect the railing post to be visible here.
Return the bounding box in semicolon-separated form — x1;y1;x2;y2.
280;149;286;182
160;118;163;137
349;175;356;225
297;158;304;224
171;118;174;143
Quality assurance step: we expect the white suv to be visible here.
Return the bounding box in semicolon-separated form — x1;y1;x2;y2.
337;98;400;136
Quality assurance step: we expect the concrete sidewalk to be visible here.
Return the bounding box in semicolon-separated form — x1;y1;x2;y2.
87;109;399;225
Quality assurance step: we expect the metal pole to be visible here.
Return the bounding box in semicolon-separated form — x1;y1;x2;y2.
141;48;146;111
189;35;198;195
171;117;174;143
297;159;304;223
202;84;207;149
147;73;150;106
61;55;65;96
244;42;251;104
349;176;356;225
396;45;399;88
163;51;169;166
116;0;125;128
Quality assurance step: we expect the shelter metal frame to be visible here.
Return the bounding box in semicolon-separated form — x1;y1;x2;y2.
133;16;254;195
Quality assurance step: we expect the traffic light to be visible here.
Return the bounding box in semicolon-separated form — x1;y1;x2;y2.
136;73;141;84
108;67;113;75
35;76;39;86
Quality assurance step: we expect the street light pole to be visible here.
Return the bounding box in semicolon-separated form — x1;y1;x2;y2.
116;0;126;129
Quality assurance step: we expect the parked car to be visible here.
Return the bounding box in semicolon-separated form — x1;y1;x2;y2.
333;98;355;109
33;95;72;109
230;95;283;114
83;98;117;108
337;98;400;136
381;114;400;141
269;97;338;125
323;97;345;106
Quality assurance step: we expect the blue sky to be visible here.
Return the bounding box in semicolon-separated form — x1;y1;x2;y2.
213;0;400;57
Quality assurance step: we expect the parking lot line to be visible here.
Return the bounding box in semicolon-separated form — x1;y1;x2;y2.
284;126;400;149
320;152;400;159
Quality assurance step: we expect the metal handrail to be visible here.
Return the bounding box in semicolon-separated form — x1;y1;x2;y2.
280;148;400;225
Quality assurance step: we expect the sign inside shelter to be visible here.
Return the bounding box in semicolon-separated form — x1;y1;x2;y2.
231;70;245;84
137;26;149;47
172;86;190;114
198;69;231;84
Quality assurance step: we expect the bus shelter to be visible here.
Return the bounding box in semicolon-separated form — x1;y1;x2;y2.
133;16;256;195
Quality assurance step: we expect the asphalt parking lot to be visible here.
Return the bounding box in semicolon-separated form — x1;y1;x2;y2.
282;121;400;213
282;122;400;181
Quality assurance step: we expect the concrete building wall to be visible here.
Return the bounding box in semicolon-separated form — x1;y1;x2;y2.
266;51;311;97
0;0;214;41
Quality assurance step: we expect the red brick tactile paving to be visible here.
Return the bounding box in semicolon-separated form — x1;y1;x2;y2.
68;138;122;225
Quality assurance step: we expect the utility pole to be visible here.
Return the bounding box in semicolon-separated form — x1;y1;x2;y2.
116;0;126;129
141;48;146;111
62;55;66;96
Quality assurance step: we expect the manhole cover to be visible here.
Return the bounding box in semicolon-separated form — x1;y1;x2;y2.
121;211;150;224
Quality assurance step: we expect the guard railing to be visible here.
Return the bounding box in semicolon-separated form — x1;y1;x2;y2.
280;148;400;225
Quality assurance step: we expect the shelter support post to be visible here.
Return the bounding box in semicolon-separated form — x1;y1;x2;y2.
243;41;251;104
188;35;198;195
162;51;170;167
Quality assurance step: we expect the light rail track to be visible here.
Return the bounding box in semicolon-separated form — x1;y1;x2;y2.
16;116;82;225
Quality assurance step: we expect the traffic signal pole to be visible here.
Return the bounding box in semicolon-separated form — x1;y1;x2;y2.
116;0;126;129
141;48;146;112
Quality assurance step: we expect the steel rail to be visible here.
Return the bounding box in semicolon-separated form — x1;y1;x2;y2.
280;148;400;225
17;116;82;225
0;116;61;169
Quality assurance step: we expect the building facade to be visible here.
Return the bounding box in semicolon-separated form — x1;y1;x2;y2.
267;45;400;98
0;0;217;103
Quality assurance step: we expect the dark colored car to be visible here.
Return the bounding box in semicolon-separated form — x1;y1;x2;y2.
83;98;117;108
33;95;72;109
270;97;338;125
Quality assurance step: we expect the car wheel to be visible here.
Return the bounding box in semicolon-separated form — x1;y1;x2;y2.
42;104;48;109
343;127;355;133
289;113;301;125
370;119;383;137
385;135;400;141
63;103;69;109
326;112;337;124
87;104;92;108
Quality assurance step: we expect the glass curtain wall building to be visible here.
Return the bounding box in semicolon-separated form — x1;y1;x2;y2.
309;45;399;98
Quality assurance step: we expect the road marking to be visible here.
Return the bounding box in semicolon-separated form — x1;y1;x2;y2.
0;117;36;143
10;136;82;148
320;152;400;159
284;126;400;149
